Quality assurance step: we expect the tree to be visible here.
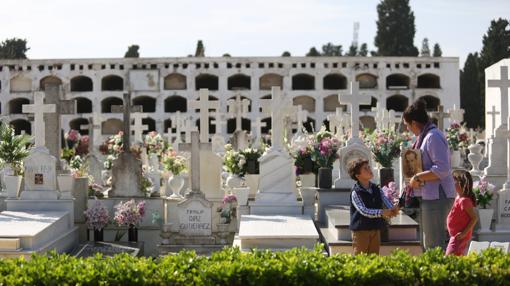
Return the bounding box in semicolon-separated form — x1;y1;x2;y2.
281;51;291;57
321;43;342;56
460;53;482;128
306;47;321;57
358;43;369;56
432;43;442;57
124;45;139;58
0;38;29;59
347;44;358;56
222;53;231;57
195;40;205;57
374;0;418;56
421;38;430;57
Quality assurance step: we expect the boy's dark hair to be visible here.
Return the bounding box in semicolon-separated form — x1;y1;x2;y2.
403;99;430;125
452;169;477;206
348;159;369;181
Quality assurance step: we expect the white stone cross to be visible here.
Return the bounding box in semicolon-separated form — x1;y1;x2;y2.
338;81;371;143
448;104;465;123
269;87;295;150
227;94;250;132
371;102;386;129
182;116;198;143
111;93;143;148
211;111;227;136
22;92;56;148
488;105;501;138
386;110;401;131
429;105;450;130
189;89;220;143
295;105;308;135
170;111;185;144
178;131;211;194
131;112;149;144
251;116;267;147
488;66;510;127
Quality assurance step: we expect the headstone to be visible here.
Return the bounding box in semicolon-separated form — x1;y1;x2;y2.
22;92;56;149
487;106;500;138
170;111;185;150
131;112;149;144
448;104;465;123
111;92;142;145
386;110;401;131
338;81;371;143
231;130;250;151
250;87;301;215
251;116;267;148
371;102;386;130
182;116;198;143
429;105;450;130
190;89;220;143
227;94;250;132
84;114;104;185
20;147;58;200
148;153;161;196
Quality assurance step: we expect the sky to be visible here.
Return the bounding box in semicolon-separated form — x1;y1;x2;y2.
0;0;509;67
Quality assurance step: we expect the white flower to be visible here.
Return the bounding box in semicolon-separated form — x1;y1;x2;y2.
238;159;246;167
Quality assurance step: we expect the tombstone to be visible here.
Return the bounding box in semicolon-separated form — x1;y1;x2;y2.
371;102;386;130
335;81;373;188
170;111;185;150
250;116;267;148
131;112;149;144
20;147;58;200
448;104;465;123
484;61;510;189
231;130;250;151
111;93;143;144
429;105;450;130
211;112;227;154
227;94;250;133
190;89;220;143
83;114;104;185
182;116;198;144
108;93;145;198
250;87;301;215
148;154;161;196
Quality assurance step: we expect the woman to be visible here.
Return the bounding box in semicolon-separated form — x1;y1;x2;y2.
403;100;455;250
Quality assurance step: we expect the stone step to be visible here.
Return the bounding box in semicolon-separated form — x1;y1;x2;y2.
320;228;422;256
325;205;419;241
0;238;20;251
237;215;319;251
0;211;72;250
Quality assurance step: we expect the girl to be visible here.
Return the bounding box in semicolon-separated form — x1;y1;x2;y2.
446;170;478;256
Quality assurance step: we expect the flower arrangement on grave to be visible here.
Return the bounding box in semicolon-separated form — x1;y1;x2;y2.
88;182;105;198
99;131;124;157
240;146;265;174
445;123;469;151
310;129;341;169
65;129;81;149
0;123;32;176
140;166;154;195
62;131;89;163
473;177;495;209
382;181;399;204
74;135;89;157
162;150;187;176
84;200;110;231
223;144;246;176
363;128;403;168
69;155;89;177
293;145;318;176
143;131;165;156
114;199;146;227
218;194;237;224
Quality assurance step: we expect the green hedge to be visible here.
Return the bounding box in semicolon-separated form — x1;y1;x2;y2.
0;246;509;285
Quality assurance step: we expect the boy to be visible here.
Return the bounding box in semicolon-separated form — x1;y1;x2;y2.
348;159;399;255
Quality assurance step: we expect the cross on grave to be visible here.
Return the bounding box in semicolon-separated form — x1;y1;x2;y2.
295;105;308;134
487;105;501;138
190;89;220;142
268;87;296;150
386;110;401;131
251;116;267;143
447;104;465;123
227;94;250;132
502;116;510;190
429;105;450;130
178;131;211;195
488;66;510;128
371;102;386;129
327;107;347;139
182;116;198;143
211;111;227;136
111;93;143;147
338;81;371;143
131;112;149;144
22;92;56;148
170;111;185;144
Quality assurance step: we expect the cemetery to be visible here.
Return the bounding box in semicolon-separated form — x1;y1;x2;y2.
0;0;509;284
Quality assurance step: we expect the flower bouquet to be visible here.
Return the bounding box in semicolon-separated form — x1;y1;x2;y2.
363;128;402;168
144;131;165;156
445;123;469;151
240;146;264;174
223;144;246;176
382;181;399;205
473;177;495;209
311;135;341;168
84;200;110;231
162;150;187;175
65;129;81;149
218;194;237;224
114;199;146;226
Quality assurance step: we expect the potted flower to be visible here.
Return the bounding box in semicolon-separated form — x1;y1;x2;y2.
0;123;32;198
114;199;146;242
84;200;110;241
240;147;264;175
143;131;165;157
473;177;495;231
218;194;237;224
363;128;402;187
310;129;341;189
162;150;187;198
445;123;469;168
223;144;246;188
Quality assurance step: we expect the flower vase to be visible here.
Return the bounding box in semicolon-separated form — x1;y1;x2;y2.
318;167;332;189
451;150;461;169
4;175;22;199
245;159;259;174
302;157;314;174
128;225;138;242
168;174;184;199
468;143;484;175
226;174;244;189
379;167;394;188
300;173;316;188
93;229;104;242
478;208;494;232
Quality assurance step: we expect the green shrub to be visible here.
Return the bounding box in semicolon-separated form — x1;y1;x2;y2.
0;246;508;285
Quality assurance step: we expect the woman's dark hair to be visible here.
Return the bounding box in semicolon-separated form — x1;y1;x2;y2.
452;169;477;206
403;99;430;125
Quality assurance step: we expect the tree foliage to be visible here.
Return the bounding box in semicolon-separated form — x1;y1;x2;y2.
305;47;321;57
281;51;291;57
124;45;139;58
0;38;29;59
195;40;205;57
460;53;482;128
433;43;442;57
321;42;343;56
374;0;418;56
421;38;430;57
